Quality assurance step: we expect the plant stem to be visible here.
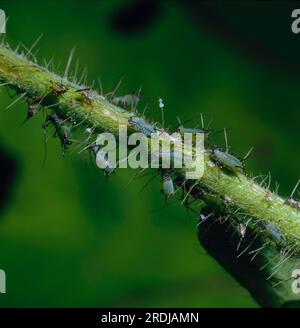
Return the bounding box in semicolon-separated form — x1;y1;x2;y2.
0;43;300;307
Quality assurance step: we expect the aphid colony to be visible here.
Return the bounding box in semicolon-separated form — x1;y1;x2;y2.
21;81;300;221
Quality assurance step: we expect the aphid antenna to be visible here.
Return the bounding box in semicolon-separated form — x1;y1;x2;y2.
6;92;27;110
275;181;280;194
64;47;76;78
290;178;300;199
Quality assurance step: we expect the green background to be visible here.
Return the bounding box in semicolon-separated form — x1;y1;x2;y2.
0;0;300;307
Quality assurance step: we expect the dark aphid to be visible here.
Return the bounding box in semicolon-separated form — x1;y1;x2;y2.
111;94;140;108
89;143;115;176
128;115;158;136
265;222;287;246
27;103;39;119
161;170;174;199
21;103;39;126
43;114;72;155
51;83;68;97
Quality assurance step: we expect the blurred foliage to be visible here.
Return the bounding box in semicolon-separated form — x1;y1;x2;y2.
0;0;300;307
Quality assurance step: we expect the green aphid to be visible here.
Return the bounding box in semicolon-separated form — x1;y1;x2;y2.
212;128;253;176
111;94;140;108
212;149;244;175
265;222;287;246
128;115;158;136
161;171;175;199
176;117;211;135
44;114;72;155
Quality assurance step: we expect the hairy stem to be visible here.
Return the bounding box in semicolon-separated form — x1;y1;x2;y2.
0;43;300;307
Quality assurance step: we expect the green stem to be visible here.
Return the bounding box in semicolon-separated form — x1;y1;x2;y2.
0;43;300;307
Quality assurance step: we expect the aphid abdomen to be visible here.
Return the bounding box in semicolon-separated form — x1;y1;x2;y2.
128;116;157;136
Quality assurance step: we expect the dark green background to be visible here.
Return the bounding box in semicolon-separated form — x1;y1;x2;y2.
0;0;300;307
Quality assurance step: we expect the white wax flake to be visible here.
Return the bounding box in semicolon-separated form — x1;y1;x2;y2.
159;97;164;110
86;128;92;134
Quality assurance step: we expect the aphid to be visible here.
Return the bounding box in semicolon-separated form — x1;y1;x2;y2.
128;115;158;136
265;222;287;246
89;143;115;176
199;213;213;223
27;103;39;119
176;116;211;136
21;102;39;126
238;223;247;239
50;83;68;96
111;94;140;108
161;170;175;199
211;129;253;176
212;148;244;175
285;179;300;211
43;114;72;155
